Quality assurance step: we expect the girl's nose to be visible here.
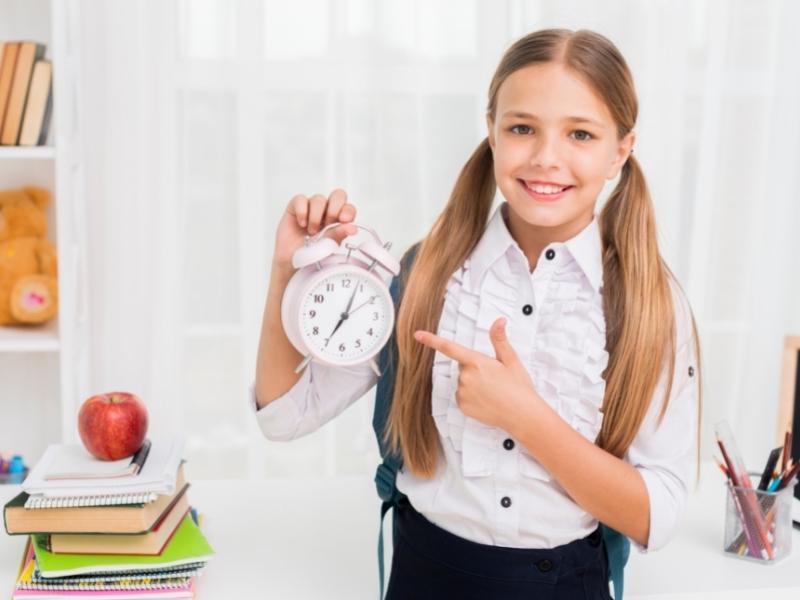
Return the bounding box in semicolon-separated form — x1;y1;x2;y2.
528;134;561;169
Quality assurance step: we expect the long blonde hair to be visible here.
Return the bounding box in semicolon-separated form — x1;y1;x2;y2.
385;29;702;477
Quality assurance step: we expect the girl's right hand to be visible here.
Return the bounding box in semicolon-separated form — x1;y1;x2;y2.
272;189;358;272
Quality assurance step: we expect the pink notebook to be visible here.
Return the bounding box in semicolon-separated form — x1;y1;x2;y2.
13;542;196;599
13;584;194;599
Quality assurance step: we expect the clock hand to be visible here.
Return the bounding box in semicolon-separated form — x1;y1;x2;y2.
342;281;360;316
326;316;345;346
347;295;378;317
325;282;360;346
325;294;377;348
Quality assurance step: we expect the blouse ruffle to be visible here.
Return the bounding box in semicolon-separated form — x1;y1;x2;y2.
431;248;609;481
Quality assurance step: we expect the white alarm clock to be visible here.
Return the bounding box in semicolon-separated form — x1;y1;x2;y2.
281;222;401;376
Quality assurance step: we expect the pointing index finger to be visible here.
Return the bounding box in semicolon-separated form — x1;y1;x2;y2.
414;330;477;364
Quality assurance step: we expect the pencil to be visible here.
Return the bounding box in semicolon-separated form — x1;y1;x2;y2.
778;461;800;491
718;439;763;558
733;495;779;555
722;441;776;560
782;430;792;473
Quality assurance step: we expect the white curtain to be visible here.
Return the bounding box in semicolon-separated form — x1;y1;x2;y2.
73;0;800;478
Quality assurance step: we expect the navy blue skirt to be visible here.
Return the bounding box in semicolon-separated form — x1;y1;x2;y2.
385;498;612;600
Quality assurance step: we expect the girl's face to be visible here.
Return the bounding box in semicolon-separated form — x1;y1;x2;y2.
486;62;634;239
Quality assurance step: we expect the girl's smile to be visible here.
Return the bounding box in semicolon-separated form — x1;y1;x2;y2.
518;179;576;202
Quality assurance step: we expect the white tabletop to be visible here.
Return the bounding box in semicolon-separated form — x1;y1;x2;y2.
2;473;800;599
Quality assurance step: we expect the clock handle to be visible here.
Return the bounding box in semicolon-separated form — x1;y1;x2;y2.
354;239;400;276
291;237;339;269
302;222;401;276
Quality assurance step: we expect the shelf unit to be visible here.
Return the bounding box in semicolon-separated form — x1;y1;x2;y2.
0;0;89;467
0;146;55;159
0;320;60;353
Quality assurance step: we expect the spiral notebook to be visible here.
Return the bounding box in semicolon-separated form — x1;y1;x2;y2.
22;438;184;509
14;540;199;599
24;493;159;510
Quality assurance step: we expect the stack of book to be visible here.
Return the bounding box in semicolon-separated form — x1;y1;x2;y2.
0;40;53;146
3;438;213;599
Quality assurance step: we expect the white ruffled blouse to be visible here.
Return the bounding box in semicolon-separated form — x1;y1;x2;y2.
252;201;699;553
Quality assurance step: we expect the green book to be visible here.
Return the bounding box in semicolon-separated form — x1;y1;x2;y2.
32;513;214;578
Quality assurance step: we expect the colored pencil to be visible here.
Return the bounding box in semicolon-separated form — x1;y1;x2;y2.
778;461;800;491
717;439;763;558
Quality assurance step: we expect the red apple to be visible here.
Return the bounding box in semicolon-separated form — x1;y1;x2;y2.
78;392;149;461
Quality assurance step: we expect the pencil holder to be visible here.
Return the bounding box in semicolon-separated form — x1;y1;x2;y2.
723;474;793;564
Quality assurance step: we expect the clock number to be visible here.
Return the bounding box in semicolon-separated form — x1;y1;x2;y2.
326;283;334;292
355;339;361;348
372;312;379;321
312;326;319;335
339;343;346;352
367;328;374;336
314;294;324;303
309;310;316;318
342;278;351;288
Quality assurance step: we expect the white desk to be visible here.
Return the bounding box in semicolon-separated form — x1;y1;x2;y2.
2;474;800;599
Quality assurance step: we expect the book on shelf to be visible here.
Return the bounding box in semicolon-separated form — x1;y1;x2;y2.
1;41;46;145
0;42;21;137
22;437;184;501
19;58;53;146
4;464;188;535
47;487;191;555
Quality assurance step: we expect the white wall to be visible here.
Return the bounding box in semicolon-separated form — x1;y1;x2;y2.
69;0;800;479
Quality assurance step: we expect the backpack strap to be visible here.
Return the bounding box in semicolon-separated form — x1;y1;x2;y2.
601;523;630;599
371;241;628;599
373;242;420;599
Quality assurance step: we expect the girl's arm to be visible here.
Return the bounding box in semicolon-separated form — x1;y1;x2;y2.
251;360;378;441
511;397;652;546
510;289;698;551
256;189;360;410
254;259;305;408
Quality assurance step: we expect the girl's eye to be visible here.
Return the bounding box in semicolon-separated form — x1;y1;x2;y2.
571;130;593;141
509;125;593;141
510;124;533;135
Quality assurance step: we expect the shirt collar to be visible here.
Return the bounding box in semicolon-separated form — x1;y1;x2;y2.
468;201;603;294
564;212;604;294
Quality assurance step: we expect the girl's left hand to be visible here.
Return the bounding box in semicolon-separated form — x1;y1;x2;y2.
414;317;540;431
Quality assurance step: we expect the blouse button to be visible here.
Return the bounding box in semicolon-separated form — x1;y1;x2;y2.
503;438;515;451
688;366;695;377
501;496;512;508
522;304;533;316
545;249;555;260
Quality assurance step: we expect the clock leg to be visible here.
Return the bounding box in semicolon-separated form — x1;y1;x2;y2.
369;358;381;377
294;354;313;374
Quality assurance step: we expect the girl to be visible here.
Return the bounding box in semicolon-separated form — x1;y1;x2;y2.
254;28;702;599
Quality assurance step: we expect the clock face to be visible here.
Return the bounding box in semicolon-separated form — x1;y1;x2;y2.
300;269;392;363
